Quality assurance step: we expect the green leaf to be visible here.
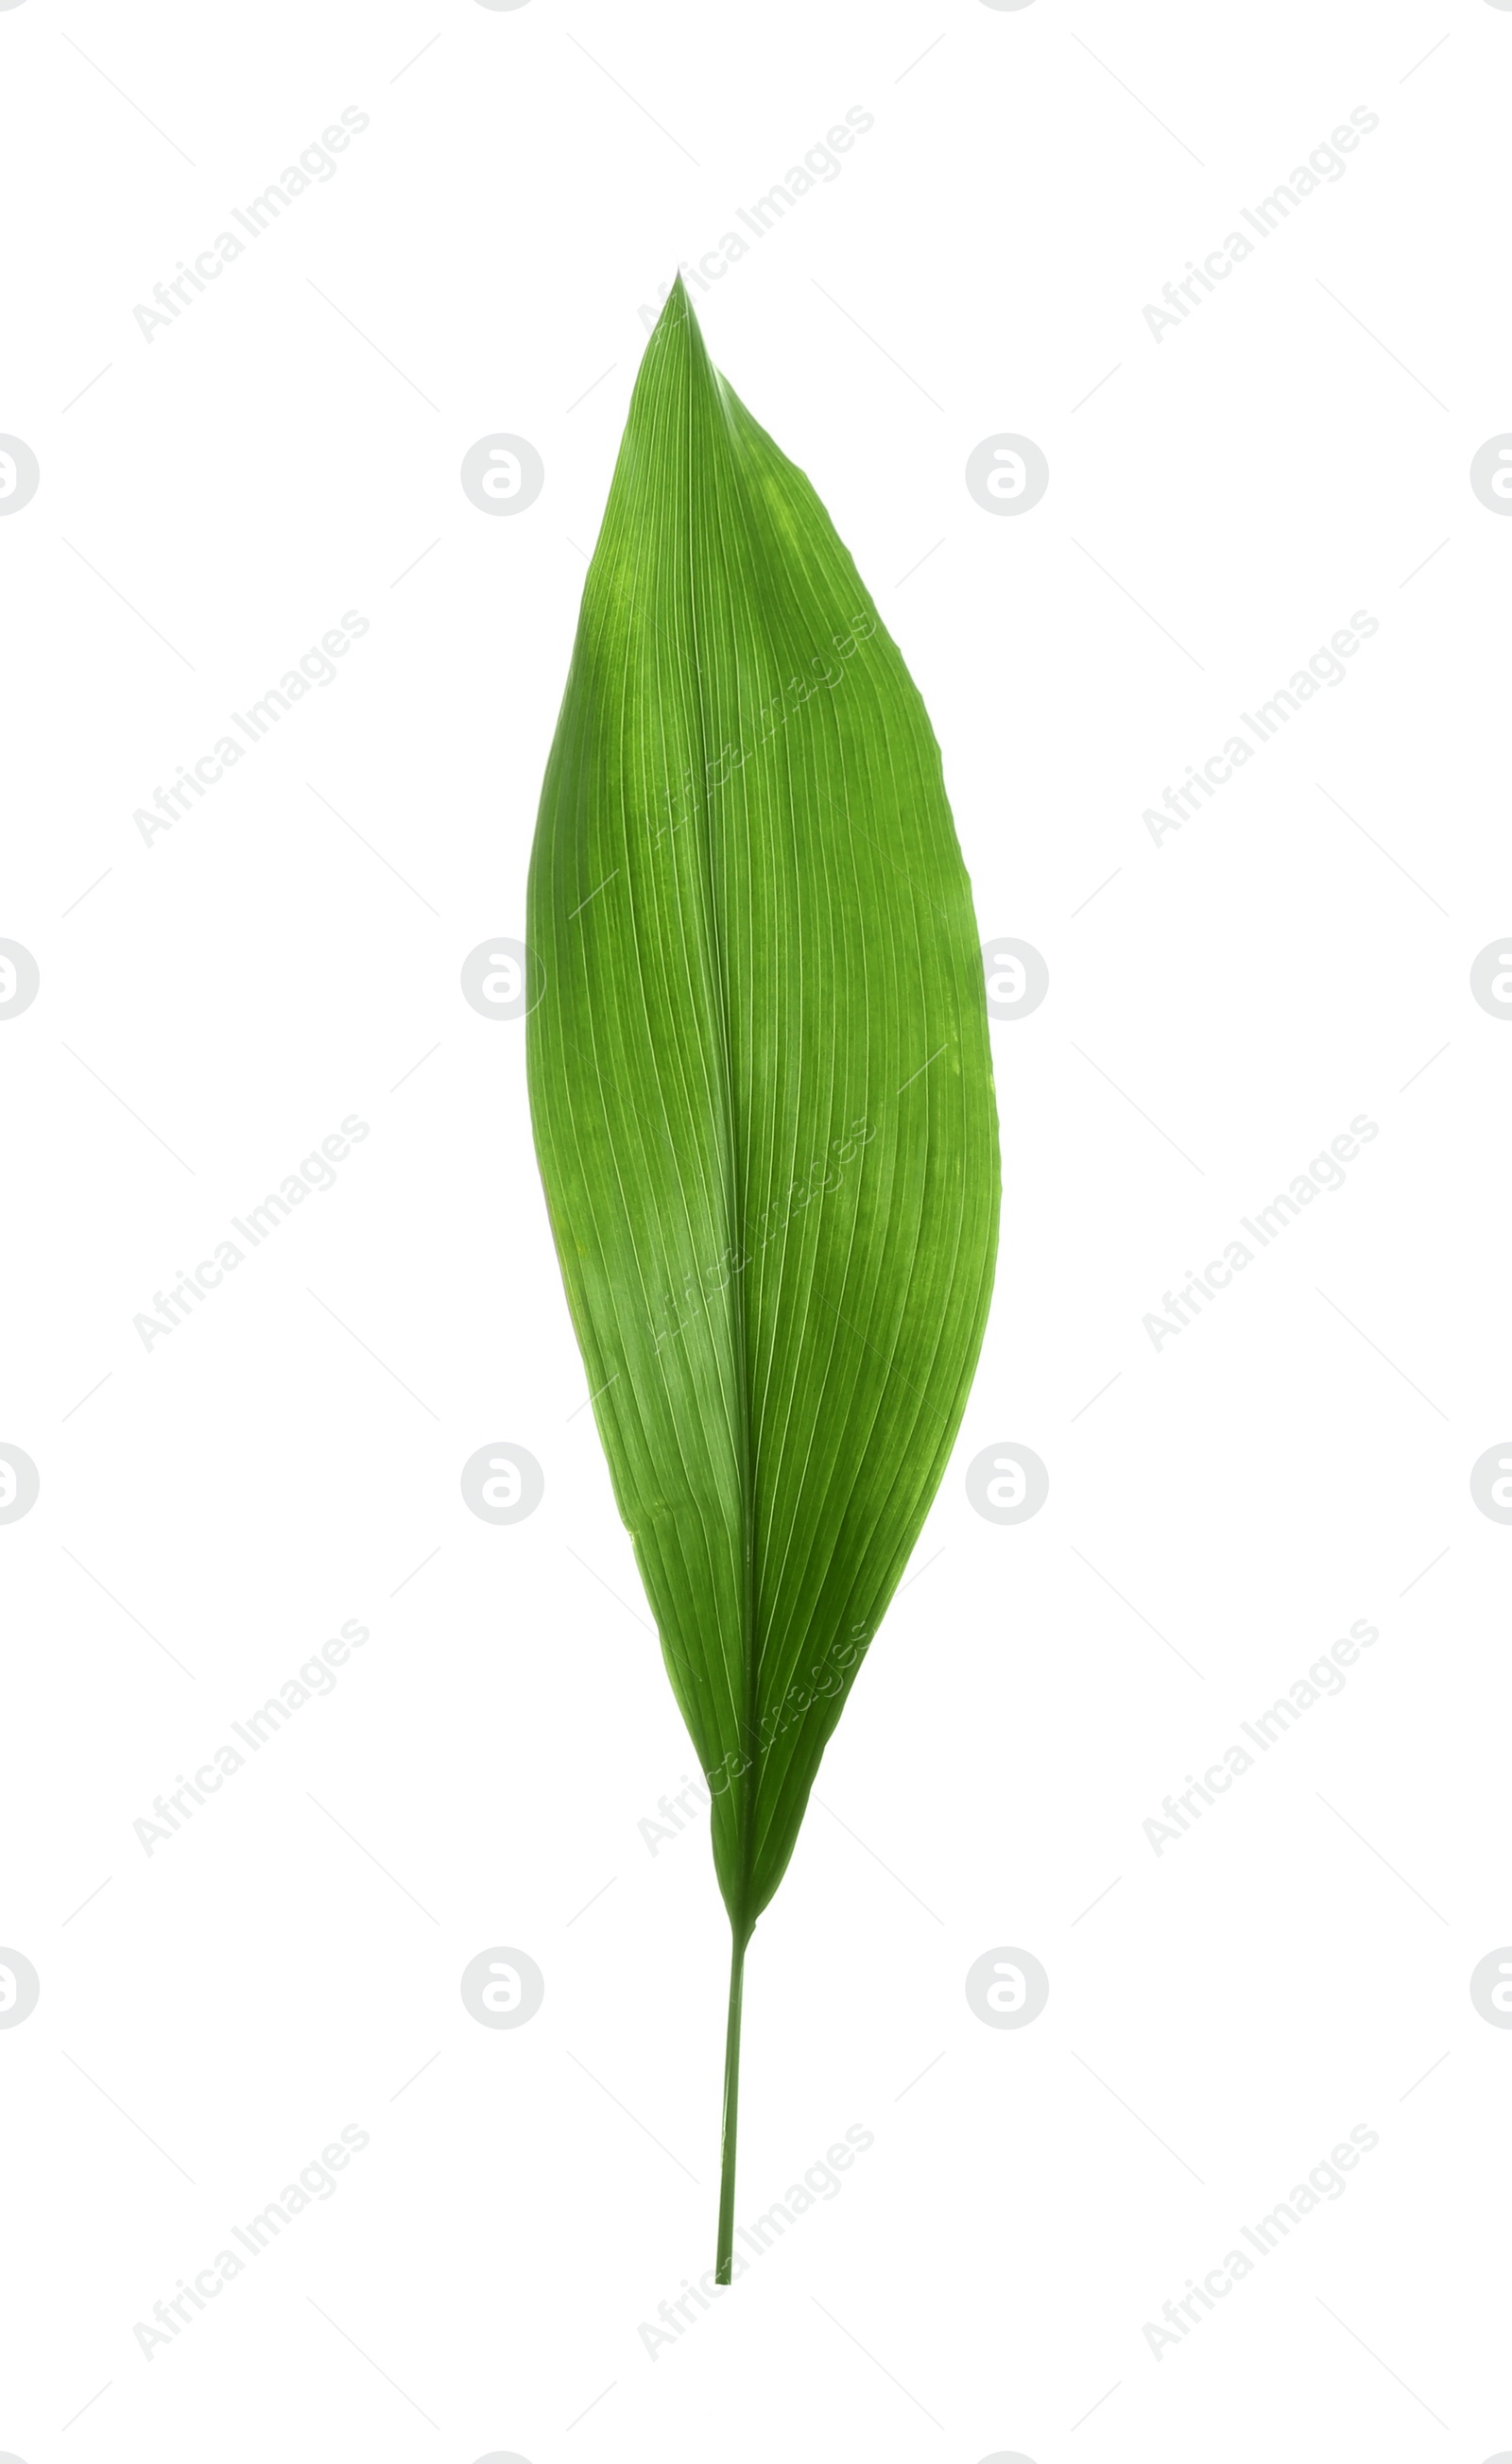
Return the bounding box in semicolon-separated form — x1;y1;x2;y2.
526;279;1000;2271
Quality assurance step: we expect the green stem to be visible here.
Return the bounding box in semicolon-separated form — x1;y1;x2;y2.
714;1925;748;2282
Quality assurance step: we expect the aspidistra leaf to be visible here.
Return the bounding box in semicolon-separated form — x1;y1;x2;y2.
526;280;1000;2271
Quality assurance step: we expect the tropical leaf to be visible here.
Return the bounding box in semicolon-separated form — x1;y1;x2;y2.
526;278;1000;2274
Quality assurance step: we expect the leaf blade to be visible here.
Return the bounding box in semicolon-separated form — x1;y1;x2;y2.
527;282;1000;1933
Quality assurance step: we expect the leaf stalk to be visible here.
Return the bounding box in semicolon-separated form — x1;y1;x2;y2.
714;1925;749;2281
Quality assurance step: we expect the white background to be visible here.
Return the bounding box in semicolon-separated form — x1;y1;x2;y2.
3;0;1510;2456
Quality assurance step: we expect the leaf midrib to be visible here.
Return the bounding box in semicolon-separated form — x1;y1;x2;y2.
678;356;761;1943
